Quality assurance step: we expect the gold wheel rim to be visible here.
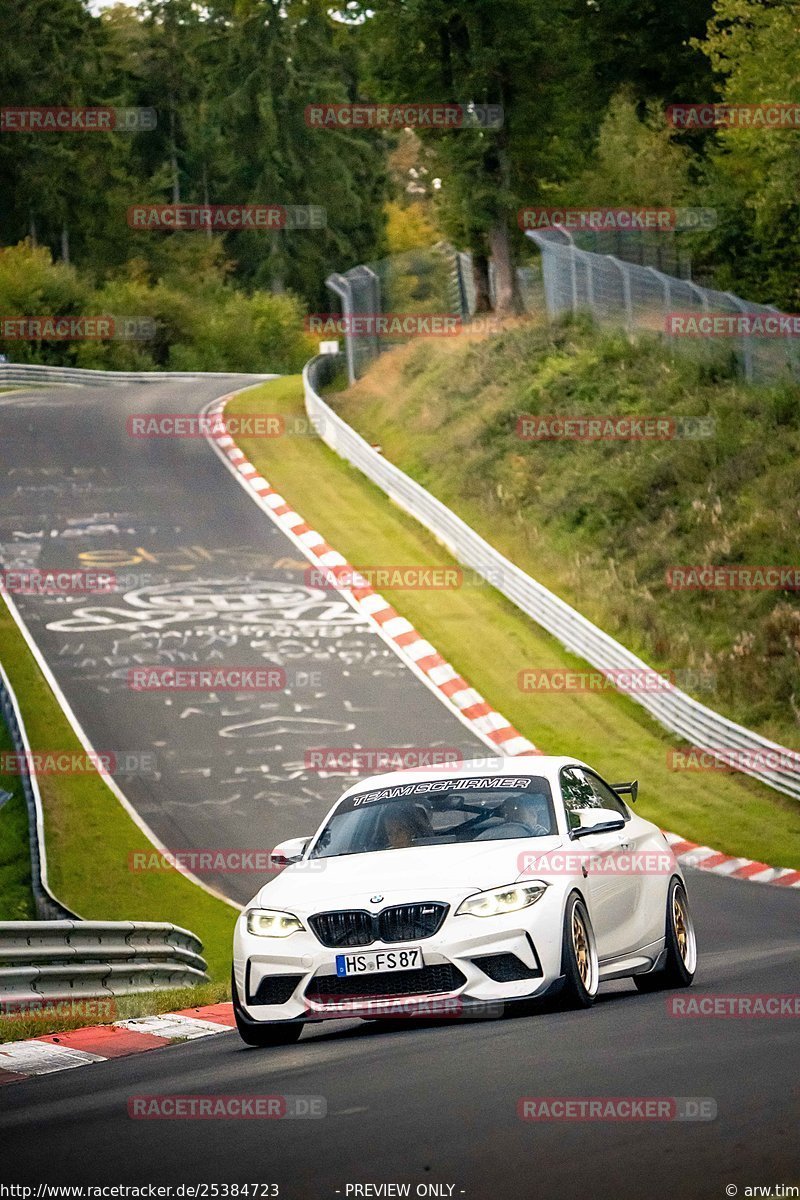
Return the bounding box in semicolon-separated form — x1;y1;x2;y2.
572;908;590;986
673;891;689;962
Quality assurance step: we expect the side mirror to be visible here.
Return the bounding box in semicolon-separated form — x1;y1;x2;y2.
270;836;311;867
611;780;638;804
571;808;626;839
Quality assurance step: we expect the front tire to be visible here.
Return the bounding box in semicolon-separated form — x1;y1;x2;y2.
559;892;599;1008
634;878;697;992
231;966;304;1047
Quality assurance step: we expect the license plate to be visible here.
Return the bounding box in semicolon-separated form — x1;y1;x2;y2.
335;948;423;977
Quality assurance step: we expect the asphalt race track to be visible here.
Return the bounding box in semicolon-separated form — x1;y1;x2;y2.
1;378;798;1198
2;871;798;1197
0;378;488;903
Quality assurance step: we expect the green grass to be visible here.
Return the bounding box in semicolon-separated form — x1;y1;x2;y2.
0;980;230;1044
0;603;238;979
0;703;36;919
334;320;800;751
227;374;800;869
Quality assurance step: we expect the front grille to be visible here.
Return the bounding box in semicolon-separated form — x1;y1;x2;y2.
379;903;448;942
309;903;448;948
247;971;304;1006
305;963;466;1002
308;910;374;948
471;952;541;983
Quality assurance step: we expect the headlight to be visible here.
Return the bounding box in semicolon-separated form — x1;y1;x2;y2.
456;882;548;918
245;908;304;937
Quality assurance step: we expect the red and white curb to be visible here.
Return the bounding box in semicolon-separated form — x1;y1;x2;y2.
0;1004;235;1086
203;392;800;892
662;832;800;888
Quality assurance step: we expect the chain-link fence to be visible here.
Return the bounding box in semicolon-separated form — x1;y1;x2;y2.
326;243;544;383
528;227;799;384
325;227;795;385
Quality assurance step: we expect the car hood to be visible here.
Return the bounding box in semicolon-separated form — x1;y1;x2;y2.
254;836;564;912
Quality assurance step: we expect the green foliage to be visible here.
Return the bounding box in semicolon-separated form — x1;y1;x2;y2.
0;240;313;372
688;0;800;308
561;93;695;207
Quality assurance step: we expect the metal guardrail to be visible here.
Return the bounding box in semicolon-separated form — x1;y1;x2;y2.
0;627;211;997
303;353;800;802
0;661;76;920
0;921;208;1005
0;364;273;388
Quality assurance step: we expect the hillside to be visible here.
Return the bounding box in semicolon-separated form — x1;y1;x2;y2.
334;319;800;749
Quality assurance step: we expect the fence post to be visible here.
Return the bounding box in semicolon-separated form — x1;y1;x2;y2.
325;272;356;386
724;291;754;383
607;257;633;329
646;266;672;349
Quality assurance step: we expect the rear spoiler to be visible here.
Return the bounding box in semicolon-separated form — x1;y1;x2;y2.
611;780;638;803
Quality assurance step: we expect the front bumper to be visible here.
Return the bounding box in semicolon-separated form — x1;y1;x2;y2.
233;891;565;1024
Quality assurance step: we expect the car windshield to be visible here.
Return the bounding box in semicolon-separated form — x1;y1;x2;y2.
308;774;556;859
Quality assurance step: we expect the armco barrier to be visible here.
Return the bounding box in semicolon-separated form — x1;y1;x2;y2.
0;363;273;388
0;921;209;1005
303;353;800;802
0;661;76;920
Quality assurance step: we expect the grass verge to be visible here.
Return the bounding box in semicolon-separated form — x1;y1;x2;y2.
227;374;800;868
0;706;36;920
0;602;237;980
0;980;230;1044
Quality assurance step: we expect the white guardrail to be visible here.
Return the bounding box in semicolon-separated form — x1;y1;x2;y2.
0;922;208;1005
303;353;800;802
0;661;75;920
0;363;273;387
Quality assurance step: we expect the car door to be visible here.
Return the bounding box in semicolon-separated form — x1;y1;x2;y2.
584;769;671;952
559;766;632;961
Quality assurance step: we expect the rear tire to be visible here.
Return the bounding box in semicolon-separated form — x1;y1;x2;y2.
634;878;696;992
231;966;304;1047
559;892;599;1008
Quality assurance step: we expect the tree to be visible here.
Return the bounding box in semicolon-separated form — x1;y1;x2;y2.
690;0;800;308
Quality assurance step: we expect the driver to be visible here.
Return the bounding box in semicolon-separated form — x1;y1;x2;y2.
501;792;552;836
382;804;422;849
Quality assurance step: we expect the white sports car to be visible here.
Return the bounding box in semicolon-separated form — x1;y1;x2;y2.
232;757;697;1045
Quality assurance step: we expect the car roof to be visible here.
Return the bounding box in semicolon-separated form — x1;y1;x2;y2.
338;755;589;799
